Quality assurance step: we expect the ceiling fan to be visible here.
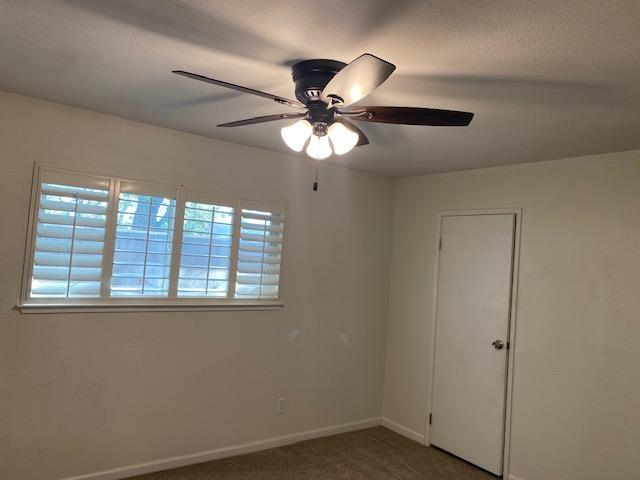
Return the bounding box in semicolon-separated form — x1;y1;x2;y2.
172;54;474;160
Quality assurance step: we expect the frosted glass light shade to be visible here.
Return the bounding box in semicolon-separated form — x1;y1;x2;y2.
328;122;359;155
281;120;312;152
306;134;332;159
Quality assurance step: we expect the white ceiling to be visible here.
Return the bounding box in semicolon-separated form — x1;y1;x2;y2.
1;0;639;176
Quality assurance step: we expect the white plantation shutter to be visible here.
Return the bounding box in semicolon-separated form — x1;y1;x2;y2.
30;173;109;298
235;202;285;300
110;182;177;297
178;193;235;297
23;165;287;307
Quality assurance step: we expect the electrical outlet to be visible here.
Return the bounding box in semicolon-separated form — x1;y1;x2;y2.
277;397;287;415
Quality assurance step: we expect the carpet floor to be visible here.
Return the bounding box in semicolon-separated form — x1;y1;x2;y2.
127;426;496;479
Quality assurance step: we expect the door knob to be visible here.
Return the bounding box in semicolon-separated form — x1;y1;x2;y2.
492;339;505;350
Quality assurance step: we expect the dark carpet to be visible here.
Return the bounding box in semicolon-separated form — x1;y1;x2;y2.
127;426;496;479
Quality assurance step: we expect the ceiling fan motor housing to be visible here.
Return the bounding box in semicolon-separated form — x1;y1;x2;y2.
307;101;334;134
291;59;346;105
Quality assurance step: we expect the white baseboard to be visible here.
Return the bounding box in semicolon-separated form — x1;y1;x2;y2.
381;417;425;444
508;475;526;480
61;417;381;480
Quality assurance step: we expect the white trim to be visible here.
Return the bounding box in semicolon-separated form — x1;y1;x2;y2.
185;189;236;208
508;475;527;480
167;187;186;297
227;198;242;298
119;180;178;198
425;208;522;480
99;179;119;297
19;162;43;305
381;417;425;444
43;170;110;190
242;199;287;215
503;209;523;480
60;417;382;480
16;301;284;314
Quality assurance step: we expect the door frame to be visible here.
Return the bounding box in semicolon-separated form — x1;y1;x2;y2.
425;208;522;479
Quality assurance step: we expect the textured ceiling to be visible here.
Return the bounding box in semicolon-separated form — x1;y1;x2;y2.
1;0;639;176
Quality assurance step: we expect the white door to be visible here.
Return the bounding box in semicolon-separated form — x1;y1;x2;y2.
430;214;515;475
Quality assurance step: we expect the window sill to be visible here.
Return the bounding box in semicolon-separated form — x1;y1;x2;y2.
15;301;284;314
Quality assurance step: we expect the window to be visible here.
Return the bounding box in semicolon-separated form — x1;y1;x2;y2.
235;206;284;300
30;172;109;298
177;193;235;298
20;165;286;310
111;183;176;297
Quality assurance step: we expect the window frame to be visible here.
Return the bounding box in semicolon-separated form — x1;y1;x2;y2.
17;163;286;313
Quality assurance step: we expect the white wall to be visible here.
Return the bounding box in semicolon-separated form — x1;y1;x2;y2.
0;92;394;480
383;150;640;480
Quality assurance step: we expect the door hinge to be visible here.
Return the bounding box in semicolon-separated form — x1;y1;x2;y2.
429;413;432;425
438;238;442;250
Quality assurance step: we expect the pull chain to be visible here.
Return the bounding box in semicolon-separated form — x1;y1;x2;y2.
313;160;319;191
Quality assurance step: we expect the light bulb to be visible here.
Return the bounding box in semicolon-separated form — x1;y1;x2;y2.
350;85;363;103
328;122;359;155
306;134;332;159
281;120;312;152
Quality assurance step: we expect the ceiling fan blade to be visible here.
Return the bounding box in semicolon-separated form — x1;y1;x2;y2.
334;117;369;146
172;70;305;110
320;54;396;108
341;106;474;126
218;112;306;127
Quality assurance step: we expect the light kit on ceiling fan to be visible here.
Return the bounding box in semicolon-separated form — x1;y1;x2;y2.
280;118;360;158
172;53;474;189
280;119;312;152
327;122;359;154
305;133;332;160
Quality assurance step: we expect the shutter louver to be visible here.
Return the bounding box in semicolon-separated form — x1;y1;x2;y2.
110;185;176;296
178;201;234;297
31;182;109;297
235;208;285;299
